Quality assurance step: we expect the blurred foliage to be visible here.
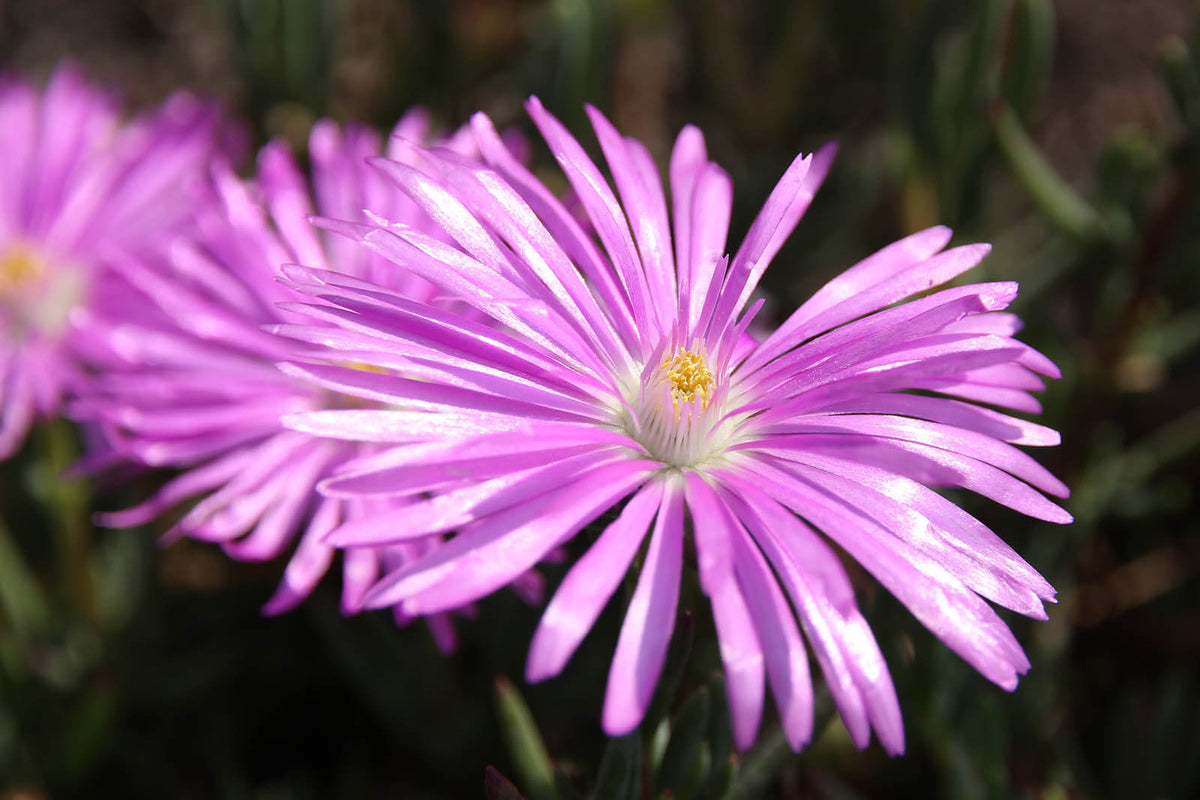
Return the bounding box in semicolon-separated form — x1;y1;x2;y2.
2;0;1200;797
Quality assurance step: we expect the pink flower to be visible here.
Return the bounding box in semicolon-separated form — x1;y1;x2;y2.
0;64;228;457
73;112;537;650
279;99;1069;752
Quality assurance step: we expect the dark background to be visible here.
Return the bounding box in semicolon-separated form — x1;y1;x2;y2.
1;1;1198;797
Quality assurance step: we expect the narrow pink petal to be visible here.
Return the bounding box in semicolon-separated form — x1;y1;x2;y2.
710;152;813;339
280;261;609;398
262;496;341;615
94;447;253;528
527;481;665;681
783;226;952;338
176;466;297;544
745;234;979;374
734;459;1033;690
685;474;765;751
341;543;381;614
773;458;1050;617
221;441;338;561
403;145;633;371
713;143;835;339
327;450;630;546
525;96;657;341
668;124;707;291
773;448;1055;602
319;427;633;497
359;224;597;367
257;138;328;269
602;479;685;736
769;336;1026;407
278;361;591;424
760;414;1069;498
717;475;904;754
811;394;1061;446
684;164;734;335
586;106;677;326
425;612;459;655
753;433;1071;523
932;379;1044;414
283;408;526;443
729;519;814;751
469;110;641;353
363;459;656;612
0;364;37;459
366;150;518;279
747;286;1011;396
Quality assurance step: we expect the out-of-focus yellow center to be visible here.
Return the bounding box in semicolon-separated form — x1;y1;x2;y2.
662;347;713;406
343;360;388;375
0;245;46;294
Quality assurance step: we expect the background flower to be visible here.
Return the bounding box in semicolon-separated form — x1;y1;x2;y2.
71;112;539;648
0;63;227;458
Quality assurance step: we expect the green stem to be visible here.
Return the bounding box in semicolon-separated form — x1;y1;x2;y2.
40;420;93;620
0;515;51;636
993;104;1104;243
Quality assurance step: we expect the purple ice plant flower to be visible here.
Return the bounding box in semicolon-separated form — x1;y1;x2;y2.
277;99;1070;753
0;64;228;458
71;113;536;650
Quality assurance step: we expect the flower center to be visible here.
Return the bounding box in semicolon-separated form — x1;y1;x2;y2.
0;243;85;340
663;348;714;406
623;345;732;469
0;244;47;294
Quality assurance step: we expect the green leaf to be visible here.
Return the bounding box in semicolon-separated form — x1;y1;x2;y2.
495;676;557;800
1161;36;1200;130
1002;0;1056;117
0;516;50;638
590;733;642;800
993;104;1105;242
656;686;710;797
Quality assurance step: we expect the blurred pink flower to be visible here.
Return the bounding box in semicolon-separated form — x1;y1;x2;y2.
0;64;228;457
73;112;539;651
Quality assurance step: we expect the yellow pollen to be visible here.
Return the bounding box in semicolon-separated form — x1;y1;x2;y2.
343;360;388;375
662;347;714;406
0;245;45;293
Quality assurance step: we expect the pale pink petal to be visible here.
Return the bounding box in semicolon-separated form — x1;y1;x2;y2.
602;480;685;735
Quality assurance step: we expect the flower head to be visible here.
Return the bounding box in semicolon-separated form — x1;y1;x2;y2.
73;112;537;647
280;99;1070;752
0;64;228;457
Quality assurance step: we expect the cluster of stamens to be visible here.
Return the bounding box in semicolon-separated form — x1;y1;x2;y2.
0;245;45;296
623;345;731;469
0;243;83;339
663;348;714;407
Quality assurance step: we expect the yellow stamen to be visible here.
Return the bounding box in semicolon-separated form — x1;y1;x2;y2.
662;347;713;406
343;360;388;375
0;245;46;293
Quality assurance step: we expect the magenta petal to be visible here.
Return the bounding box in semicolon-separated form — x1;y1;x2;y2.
602;480;685;736
728;518;815;750
327;450;629;546
362;459;655;612
720;475;904;754
740;459;1032;690
685;474;766;751
525;97;656;339
341;543;381;614
526;480;664;682
263;496;340;615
